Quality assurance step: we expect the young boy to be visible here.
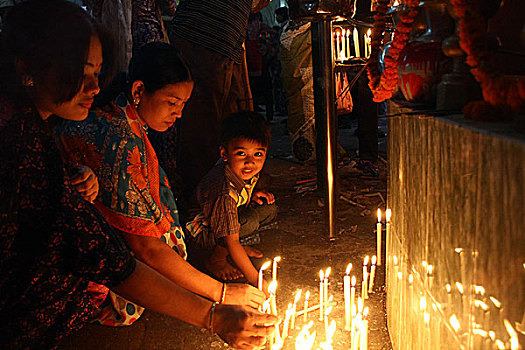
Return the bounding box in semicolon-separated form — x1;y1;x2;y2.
186;111;277;291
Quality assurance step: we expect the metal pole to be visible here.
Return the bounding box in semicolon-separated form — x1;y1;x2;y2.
311;18;337;239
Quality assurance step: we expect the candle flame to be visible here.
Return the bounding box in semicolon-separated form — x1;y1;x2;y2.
274;256;281;263
294;289;303;304
446;284;451;293
424;312;430;324
454;248;463;254
473;285;485;295
408;274;413;284
397;271;402;280
473;328;488;337
422;261;427;268
420;296;427;310
426;264;433;275
450;314;461;332
366;28;371;37
377;208;381;222
268;280;278;295
325;267;331;279
327;295;334;303
474;300;489;312
489;296;502;308
262;299;271;313
363;306;369;318
504;319;518;338
319;269;324;280
364;256;369;266
495;340;506;349
327;319;336;339
324;305;333;316
386;208;391;222
455;282;464;294
393;0;399;6
261;260;272;271
489;331;496;341
351;275;356;286
345;263;352;275
305;290;310;300
371;255;377;265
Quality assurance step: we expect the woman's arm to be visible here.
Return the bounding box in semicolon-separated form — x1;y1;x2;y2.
113;260;277;349
123;232;265;308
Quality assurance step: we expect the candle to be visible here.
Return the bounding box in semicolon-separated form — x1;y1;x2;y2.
324;267;331;307
353;27;360;58
258;260;271;291
385;209;391;266
303;290;310;323
446;283;452;312
291;289;302;330
272;256;281;282
341;29;346;58
351;276;356;332
362;256;369;300
336;31;340;61
427;264;434;290
365;29;372;58
268;280;278;316
282;303;293;339
344;263;352;331
346;29;351;58
376;209;382;265
368;256;377;293
360;307;369;350
324;305;333;337
319;269;324;321
350;303;358;349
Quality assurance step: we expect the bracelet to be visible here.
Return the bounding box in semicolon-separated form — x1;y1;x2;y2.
209;301;218;335
219;283;227;304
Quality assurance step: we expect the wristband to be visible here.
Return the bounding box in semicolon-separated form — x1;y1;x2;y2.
209;301;218;335
219;283;227;304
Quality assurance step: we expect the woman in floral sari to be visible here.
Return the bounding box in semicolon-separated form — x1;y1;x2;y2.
56;42;265;326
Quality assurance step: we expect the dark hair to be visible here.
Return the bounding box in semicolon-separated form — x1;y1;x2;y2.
94;42;192;107
275;7;289;21
128;42;192;93
221;111;271;149
0;0;114;107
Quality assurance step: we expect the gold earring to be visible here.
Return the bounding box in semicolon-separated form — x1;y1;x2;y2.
22;75;34;87
134;97;140;108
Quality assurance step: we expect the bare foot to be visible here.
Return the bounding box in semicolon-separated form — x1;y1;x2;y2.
243;245;263;258
205;257;244;281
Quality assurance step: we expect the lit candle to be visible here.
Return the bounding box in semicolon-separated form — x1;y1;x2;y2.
258;260;271;291
319;269;324;321
346;29;351;58
341;29;346;58
360;307;369;350
353;27;360;58
336;31;341;61
324;305;333;337
291;289;302;330
427;264;434;290
362;256;369;300
376;209;382;265
303;290;310;323
350;276;356;332
268;280;278;316
350;303;358;350
272;256;281;282
365;29;372;58
324;267;331;307
385;209;391;265
368;256;377;293
282;303;293;339
344;263;352;331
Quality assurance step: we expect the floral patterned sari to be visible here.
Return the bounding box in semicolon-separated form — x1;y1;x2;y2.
55;93;186;326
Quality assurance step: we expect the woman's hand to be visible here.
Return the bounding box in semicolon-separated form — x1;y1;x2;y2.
213;304;278;350
223;283;266;309
70;165;99;203
251;191;275;205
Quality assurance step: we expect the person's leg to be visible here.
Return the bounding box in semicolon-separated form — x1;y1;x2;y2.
224;50;254;116
172;38;235;196
254;202;278;226
238;206;263;258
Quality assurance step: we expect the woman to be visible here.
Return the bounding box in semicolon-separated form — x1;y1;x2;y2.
0;1;276;349
56;42;266;326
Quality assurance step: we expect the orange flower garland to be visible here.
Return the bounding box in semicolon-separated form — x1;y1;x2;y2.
367;0;419;103
450;0;525;118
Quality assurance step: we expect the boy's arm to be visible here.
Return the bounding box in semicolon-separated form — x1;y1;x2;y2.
251;190;275;205
224;234;260;287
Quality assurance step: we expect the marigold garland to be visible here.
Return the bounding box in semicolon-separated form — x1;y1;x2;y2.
449;0;525;118
367;0;419;103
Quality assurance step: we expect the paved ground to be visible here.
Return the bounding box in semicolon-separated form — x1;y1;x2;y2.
58;114;392;350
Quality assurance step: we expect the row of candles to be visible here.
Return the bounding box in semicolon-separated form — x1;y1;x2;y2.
256;253;381;349
333;27;372;61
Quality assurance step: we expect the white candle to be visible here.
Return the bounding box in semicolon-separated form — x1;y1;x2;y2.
323;305;332;337
336;31;341;61
362;256;369;300
291;289;302;330
346;29;351;58
351;276;356;332
341;29;346;58
368;255;377;293
427;264;434;290
376;209;382;265
365;29;372;58
353;27;360;58
344;263;352;331
272;256;281;282
282;303;293;339
303;290;310;323
268;280;278;316
360;307;369;350
258;260;271;291
324;267;331;307
319;269;324;321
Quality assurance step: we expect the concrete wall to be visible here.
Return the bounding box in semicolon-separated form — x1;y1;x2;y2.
386;113;525;349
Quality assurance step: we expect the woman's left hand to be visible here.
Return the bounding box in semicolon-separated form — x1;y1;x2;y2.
252;191;275;205
70;165;99;203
